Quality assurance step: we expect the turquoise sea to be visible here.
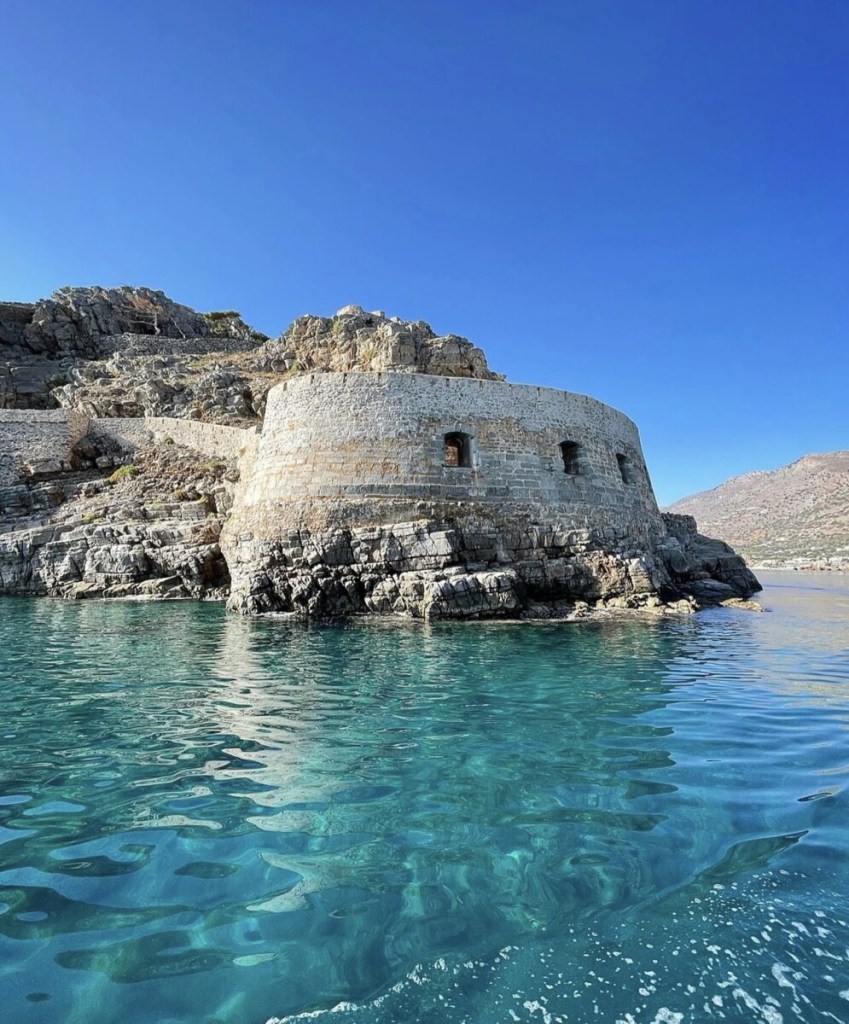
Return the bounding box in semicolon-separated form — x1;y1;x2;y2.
1;572;848;1024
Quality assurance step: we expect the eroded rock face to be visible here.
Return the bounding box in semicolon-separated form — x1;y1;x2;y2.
2;290;499;415
250;306;503;379
0;287;266;411
659;512;761;602
10;286;213;359
52;339;270;422
225;510;759;620
0;441;237;600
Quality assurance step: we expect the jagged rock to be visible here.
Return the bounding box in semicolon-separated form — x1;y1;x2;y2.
249;307;503;380
0;441;235;599
5;286;212;360
660;513;760;602
2;289;499;418
0;287;267;412
224;514;758;620
2;285;760;617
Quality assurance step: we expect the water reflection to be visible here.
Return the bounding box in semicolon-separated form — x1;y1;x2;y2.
0;591;847;1023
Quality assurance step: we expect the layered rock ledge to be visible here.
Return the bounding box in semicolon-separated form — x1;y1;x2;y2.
224;508;759;620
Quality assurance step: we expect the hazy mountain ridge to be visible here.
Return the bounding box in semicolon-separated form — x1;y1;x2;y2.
667;451;849;567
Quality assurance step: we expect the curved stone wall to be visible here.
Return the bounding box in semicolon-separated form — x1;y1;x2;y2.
236;371;661;529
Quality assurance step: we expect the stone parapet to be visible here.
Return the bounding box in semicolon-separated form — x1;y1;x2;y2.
0;410;257;487
0;408;91;482
88;416;258;462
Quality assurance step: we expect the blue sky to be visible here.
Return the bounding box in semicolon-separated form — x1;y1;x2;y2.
2;1;847;504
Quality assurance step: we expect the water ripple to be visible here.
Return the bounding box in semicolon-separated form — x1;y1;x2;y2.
0;571;846;1022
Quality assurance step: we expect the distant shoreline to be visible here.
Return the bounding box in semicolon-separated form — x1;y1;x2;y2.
749;564;848;573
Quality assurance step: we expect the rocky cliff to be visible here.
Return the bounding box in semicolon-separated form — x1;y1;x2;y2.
0;421;248;600
1;285;760;616
1;291;501;416
255;305;502;380
0;286;263;412
667;452;849;568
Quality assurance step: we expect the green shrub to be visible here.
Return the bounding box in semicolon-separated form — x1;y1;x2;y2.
205;310;241;321
108;464;139;485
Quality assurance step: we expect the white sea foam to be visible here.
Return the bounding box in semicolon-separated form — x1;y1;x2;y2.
262;874;849;1024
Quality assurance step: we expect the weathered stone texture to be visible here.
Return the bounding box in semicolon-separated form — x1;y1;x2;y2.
86;416;259;463
0;411;257;490
252;306;502;380
236;373;656;522
12;286;212;358
223;371;758;618
0;409;90;484
0;438;241;600
1;287;266;412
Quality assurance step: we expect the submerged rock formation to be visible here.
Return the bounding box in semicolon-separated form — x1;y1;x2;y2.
1;285;760;616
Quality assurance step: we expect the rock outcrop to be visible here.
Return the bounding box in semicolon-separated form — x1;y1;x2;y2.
1;284;760;617
225;514;755;620
249;305;502;379
0;437;239;600
0;286;266;412
52;339;272;423
1;294;499;418
1;286;213;359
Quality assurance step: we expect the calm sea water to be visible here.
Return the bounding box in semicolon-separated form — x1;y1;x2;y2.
1;572;848;1024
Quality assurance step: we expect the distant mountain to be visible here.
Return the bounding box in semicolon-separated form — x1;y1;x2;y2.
666;452;849;568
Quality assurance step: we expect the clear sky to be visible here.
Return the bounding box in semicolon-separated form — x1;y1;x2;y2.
2;1;847;504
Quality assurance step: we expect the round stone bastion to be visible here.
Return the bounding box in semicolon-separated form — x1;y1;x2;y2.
221;370;731;619
235;371;661;527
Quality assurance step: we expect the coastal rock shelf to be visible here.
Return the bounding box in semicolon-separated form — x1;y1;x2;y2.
0;288;759;615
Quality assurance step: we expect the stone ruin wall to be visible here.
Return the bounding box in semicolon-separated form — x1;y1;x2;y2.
86;416;258;462
235;372;663;537
0;409;257;488
1;375;662;542
221;372;688;618
0;409;91;483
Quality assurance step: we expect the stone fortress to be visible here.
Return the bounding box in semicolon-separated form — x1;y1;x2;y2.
0;287;759;617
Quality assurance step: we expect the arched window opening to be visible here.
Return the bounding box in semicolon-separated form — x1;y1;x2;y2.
444;432;471;468
617;453;634;484
559;440;582;475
